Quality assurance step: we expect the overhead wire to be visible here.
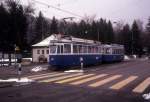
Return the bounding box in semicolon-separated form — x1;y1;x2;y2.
56;0;78;7
31;0;83;19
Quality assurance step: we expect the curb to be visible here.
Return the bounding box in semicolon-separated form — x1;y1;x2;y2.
0;82;15;88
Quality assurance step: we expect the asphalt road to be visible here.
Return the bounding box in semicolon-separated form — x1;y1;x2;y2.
0;59;150;102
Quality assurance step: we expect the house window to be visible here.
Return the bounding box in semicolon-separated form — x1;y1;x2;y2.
42;50;44;54
47;50;49;54
37;50;40;54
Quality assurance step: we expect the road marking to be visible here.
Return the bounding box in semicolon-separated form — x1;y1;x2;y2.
110;76;138;90
39;73;83;83
26;72;58;78
88;75;122;87
70;74;108;85
30;73;69;80
133;77;150;93
55;74;94;84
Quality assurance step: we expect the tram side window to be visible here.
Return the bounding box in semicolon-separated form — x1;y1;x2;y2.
114;49;116;54
91;46;95;53
83;46;88;53
112;49;115;54
88;46;92;53
50;45;57;54
117;49;119;54
118;49;120;54
101;48;105;54
121;49;124;54
116;49;119;54
98;47;101;53
64;44;71;53
119;49;122;54
106;48;110;54
114;49;117;54
95;47;98;53
61;45;63;53
57;46;60;54
73;45;78;53
78;45;83;53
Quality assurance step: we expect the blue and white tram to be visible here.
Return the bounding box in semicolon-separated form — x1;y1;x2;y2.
102;44;124;62
49;40;103;69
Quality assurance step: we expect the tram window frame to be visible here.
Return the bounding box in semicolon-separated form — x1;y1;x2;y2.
64;44;71;53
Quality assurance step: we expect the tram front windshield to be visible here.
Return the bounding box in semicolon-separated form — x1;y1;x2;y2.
50;45;57;54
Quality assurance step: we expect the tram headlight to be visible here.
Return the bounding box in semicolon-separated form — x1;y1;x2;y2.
51;58;54;61
96;57;99;60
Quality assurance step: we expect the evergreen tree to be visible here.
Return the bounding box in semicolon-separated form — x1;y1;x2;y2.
6;0;30;52
145;17;150;53
34;11;44;43
98;18;106;43
0;3;9;52
91;21;98;41
50;16;58;34
97;19;104;42
107;21;114;43
78;20;87;39
146;17;150;33
122;24;132;54
131;20;142;55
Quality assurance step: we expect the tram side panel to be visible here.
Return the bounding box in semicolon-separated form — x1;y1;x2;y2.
102;54;124;62
49;54;102;68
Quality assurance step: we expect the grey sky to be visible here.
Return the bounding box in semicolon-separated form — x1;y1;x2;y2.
21;0;150;26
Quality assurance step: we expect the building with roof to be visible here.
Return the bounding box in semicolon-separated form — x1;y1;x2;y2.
32;34;56;62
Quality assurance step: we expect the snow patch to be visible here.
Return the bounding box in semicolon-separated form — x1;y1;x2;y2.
143;92;150;100
0;78;33;83
133;55;137;59
31;66;48;72
65;70;84;73
124;55;130;60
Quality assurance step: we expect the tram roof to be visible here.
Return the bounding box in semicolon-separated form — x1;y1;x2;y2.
32;34;101;47
102;44;124;48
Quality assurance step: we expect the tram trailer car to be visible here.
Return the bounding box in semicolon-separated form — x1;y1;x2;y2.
102;44;124;62
49;40;103;70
